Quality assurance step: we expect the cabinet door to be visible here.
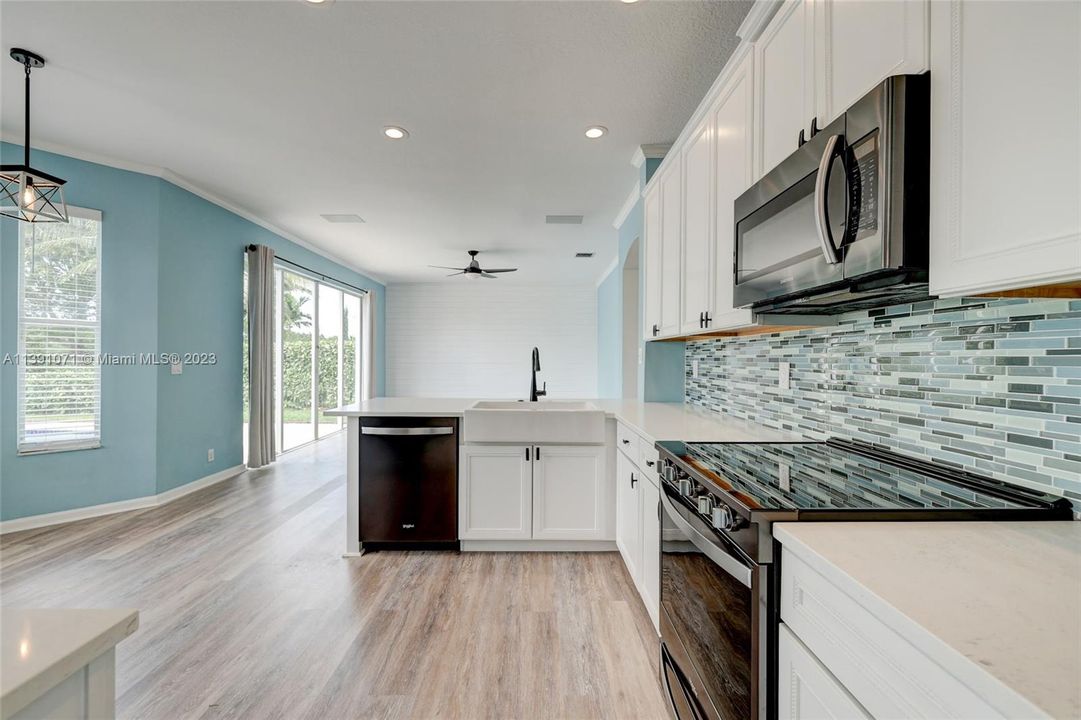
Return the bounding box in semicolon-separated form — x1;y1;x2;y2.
816;0;928;126
778;624;870;720
659;160;683;337
929;0;1081;296
639;475;661;632
712;48;757;331
643;187;663;341
459;445;532;540
681;119;713;335
532;445;606;541
615;451;642;581
754;0;815;179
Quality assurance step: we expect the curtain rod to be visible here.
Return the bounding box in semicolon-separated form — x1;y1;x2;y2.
246;244;369;295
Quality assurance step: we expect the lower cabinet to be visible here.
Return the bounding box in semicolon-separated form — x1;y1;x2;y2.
615;422;661;632
460;444;606;541
615;450;642;578
778;623;870;720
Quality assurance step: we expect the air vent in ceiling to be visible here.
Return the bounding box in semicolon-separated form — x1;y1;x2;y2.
546;215;583;225
320;213;366;223
575;252;594;258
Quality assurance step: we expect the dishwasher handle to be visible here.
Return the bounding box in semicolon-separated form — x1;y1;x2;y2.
361;426;454;436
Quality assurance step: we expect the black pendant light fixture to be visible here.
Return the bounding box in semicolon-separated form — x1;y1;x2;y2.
1;48;68;223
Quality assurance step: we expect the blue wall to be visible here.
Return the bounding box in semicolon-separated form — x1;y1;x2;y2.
596;266;621;398
0;143;386;518
596;155;684;402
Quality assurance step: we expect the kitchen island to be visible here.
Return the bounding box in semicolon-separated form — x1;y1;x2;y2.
327;399;799;555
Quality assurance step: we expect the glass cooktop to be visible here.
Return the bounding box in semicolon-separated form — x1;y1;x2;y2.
662;438;1069;513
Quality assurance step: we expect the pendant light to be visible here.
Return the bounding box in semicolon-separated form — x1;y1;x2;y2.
1;48;68;223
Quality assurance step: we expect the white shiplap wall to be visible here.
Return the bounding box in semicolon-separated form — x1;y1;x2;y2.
386;283;598;398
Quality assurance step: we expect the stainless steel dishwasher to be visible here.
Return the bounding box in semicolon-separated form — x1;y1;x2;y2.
358;416;459;549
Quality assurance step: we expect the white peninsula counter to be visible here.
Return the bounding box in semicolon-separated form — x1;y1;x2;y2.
1;608;138;720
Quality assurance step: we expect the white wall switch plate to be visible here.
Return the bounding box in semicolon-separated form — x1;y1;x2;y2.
171;361;183;375
778;361;791;390
778;462;790;491
638;347;644;365
207;448;215;462
692;359;699;378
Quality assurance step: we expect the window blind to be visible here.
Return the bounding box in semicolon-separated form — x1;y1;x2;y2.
17;207;103;454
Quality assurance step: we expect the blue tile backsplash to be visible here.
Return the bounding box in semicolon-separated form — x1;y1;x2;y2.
684;297;1081;511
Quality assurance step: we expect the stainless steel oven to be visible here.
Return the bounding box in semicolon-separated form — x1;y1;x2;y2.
659;472;768;720
733;74;930;314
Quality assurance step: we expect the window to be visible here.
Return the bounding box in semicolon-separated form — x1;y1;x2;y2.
17;207;102;454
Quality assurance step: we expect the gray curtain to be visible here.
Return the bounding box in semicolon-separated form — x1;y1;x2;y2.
362;291;376;401
247;244;276;468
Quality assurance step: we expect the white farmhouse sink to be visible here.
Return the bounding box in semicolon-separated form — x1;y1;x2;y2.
464;400;606;444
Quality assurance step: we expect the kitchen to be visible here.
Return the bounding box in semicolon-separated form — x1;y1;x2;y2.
0;1;1078;719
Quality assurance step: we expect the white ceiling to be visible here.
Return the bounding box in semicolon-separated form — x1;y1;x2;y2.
0;0;750;284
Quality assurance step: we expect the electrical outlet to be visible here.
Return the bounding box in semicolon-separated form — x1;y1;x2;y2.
778;361;791;390
207;448;215;463
778;462;791;491
692;359;699;378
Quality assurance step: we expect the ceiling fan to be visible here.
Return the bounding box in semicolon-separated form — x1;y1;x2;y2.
430;250;518;279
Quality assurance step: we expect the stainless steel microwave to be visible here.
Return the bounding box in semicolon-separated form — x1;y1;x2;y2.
733;74;930;314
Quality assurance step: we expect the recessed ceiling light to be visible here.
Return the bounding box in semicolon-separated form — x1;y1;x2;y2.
585;126;607;139
320;214;365;224
621;0;640;4
383;126;409;140
304;0;332;4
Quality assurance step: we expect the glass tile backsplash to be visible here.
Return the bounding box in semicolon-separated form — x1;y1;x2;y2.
684;297;1081;511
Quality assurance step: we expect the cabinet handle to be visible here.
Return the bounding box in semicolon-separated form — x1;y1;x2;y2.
535;447;540;460
698;312;704;328
631;472;638;488
622;439;630;445
652;324;659;337
704;311;711;327
646;460;655;467
798;127;806;148
810;116;820;138
526;447;530;462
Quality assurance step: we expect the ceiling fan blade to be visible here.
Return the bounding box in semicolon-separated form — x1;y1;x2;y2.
480;272;498;279
429;265;464;271
446;271;466;277
482;268;517;273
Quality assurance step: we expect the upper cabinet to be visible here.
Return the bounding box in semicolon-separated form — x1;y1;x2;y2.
681;118;714;335
815;0;929;126
754;0;816;179
753;0;928;180
643;188;663;340
658;161;684;337
929;0;1081;296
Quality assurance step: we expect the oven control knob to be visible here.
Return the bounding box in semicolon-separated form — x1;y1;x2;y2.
711;505;744;531
678;478;694;497
697;496;714;516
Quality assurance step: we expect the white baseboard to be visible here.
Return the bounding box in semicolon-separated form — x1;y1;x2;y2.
460;540;618;553
0;465;246;535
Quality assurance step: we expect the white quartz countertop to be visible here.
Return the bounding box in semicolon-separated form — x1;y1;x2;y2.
327;398;800;443
774;521;1081;719
1;608;139;719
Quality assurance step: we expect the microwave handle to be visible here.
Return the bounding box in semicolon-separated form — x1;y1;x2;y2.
814;134;845;265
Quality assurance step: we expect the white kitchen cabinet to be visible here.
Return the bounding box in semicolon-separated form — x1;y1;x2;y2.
778;623;870;720
531;445;606;541
680;118;714;335
460;445;532;540
659;160;683;337
643;186;663;341
815;0;928;126
929;0;1081;296
638;470;661;630
711;47;756;331
615;448;642;582
754;0;815;179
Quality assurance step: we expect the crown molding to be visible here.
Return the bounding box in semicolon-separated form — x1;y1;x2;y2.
612;180;641;230
631;143;673;169
0;135;387;286
737;0;784;43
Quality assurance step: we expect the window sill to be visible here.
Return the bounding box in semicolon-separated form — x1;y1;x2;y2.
17;442;102;457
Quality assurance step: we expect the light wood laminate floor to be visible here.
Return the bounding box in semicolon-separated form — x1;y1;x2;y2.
0;435;667;720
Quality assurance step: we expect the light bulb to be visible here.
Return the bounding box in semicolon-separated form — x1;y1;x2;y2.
22;184;34;208
585;126;607;139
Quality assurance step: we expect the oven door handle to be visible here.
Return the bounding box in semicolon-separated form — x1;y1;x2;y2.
661;491;753;589
813;133;845;265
